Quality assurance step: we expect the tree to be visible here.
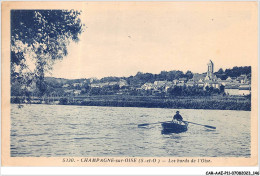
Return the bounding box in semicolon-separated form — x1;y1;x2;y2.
185;70;193;79
175;71;185;80
205;86;209;92
220;85;225;93
224;66;251;78
168;86;182;96
217;68;224;74
11;10;85;96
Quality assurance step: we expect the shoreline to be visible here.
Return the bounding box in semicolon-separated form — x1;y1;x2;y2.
12;103;251;112
11;95;251;111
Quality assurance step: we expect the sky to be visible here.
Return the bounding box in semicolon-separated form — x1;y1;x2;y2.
49;2;257;79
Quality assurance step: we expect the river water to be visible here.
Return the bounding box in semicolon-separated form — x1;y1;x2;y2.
11;104;250;157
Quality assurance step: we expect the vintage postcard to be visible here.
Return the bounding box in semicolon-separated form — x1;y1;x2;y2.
1;1;258;167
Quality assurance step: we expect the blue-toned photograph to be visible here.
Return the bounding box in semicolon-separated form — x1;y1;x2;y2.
10;4;253;158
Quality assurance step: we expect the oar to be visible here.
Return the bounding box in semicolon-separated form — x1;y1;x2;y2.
138;121;172;127
183;121;216;129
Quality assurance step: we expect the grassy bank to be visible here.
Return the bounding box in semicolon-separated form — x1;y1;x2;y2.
78;98;250;111
11;95;251;111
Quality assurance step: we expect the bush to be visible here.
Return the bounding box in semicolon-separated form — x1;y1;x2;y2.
59;98;68;105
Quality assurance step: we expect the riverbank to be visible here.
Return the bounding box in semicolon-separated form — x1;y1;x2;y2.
11;95;251;111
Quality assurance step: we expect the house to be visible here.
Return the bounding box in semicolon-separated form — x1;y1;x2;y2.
204;80;219;89
173;79;179;85
165;82;174;91
74;90;81;95
108;82;118;86
90;83;100;88
62;84;70;88
64;89;73;93
237;74;248;84
186;80;196;87
153;81;168;90
89;78;98;83
176;82;185;87
73;83;81;87
118;79;129;88
179;78;187;83
197;82;204;87
218;80;229;86
154;81;167;87
226;77;233;82
141;83;154;90
238;84;251;95
90;83;105;88
224;85;240;95
192;73;206;82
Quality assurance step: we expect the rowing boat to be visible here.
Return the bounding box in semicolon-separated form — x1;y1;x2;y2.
161;121;188;134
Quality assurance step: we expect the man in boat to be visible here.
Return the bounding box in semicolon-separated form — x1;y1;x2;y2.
173;111;183;123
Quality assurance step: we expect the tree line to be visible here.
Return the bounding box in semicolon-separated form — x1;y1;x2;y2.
215;66;251;80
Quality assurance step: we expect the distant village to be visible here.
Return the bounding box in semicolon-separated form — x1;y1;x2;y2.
11;60;251;99
54;60;251;97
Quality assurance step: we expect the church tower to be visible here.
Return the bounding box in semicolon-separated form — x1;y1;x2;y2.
205;60;217;81
207;60;214;75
